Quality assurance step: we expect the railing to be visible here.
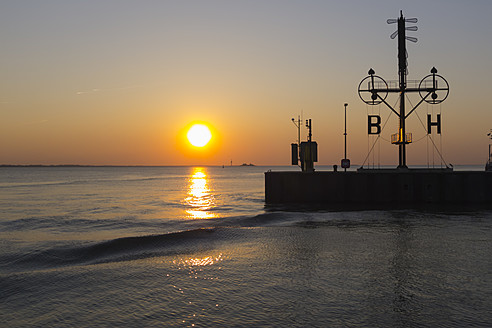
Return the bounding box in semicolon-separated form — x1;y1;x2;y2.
391;132;412;144
366;80;421;90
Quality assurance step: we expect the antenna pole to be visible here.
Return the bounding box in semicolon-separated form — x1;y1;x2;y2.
297;115;301;146
398;11;408;168
306;119;312;142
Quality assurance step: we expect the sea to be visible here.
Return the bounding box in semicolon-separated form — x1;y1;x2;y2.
1;165;491;327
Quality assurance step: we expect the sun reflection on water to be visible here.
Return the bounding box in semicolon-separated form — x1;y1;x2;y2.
184;168;217;219
174;254;223;267
170;253;224;282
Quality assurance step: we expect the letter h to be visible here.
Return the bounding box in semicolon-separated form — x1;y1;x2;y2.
427;114;441;134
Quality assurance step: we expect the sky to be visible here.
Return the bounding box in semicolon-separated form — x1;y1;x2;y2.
1;0;492;166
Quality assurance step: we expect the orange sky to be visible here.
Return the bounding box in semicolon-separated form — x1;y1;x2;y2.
1;1;492;166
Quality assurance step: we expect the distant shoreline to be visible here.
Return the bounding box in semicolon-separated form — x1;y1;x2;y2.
0;164;153;168
0;164;269;168
0;164;484;168
0;164;223;168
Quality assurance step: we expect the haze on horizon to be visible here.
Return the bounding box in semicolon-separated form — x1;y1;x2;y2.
1;0;492;166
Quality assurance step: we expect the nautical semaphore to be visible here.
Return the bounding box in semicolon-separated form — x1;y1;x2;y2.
265;11;492;207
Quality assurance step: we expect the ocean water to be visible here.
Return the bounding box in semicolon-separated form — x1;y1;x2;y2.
1;166;491;327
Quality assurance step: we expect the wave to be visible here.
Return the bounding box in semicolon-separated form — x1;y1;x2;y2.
0;180;83;188
0;228;220;272
224;212;300;227
0;216;178;232
0;176;179;189
0;212;315;273
4;209;478;273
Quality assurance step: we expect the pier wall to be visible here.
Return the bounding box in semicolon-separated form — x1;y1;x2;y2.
265;170;492;206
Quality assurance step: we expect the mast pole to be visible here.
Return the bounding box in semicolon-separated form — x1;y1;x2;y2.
397;11;407;168
344;103;348;172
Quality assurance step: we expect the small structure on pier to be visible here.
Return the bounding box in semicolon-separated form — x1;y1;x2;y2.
486;130;492;171
291;118;318;172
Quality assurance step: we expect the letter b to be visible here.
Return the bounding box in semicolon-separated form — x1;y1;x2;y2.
368;115;381;135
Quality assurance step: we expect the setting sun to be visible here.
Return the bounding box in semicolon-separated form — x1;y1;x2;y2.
187;124;212;147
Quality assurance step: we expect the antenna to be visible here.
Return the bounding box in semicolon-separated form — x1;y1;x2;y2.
406;36;418;43
388;12;418;43
305;119;312;142
291;115;301;145
291;115;303;168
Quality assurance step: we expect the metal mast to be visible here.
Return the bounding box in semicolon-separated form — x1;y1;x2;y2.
358;11;449;169
397;11;408;168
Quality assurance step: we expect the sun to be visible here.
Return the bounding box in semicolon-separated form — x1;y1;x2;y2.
187;124;212;147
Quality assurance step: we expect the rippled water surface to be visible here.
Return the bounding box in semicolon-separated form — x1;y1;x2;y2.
1;166;491;327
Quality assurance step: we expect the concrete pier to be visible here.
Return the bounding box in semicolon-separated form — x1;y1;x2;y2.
265;169;492;207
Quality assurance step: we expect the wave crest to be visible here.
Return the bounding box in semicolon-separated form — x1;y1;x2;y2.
0;228;217;272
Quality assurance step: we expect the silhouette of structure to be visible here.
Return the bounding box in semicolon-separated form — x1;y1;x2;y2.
291;118;317;172
486;130;492;171
265;11;492;207
358;11;449;169
342;103;349;171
